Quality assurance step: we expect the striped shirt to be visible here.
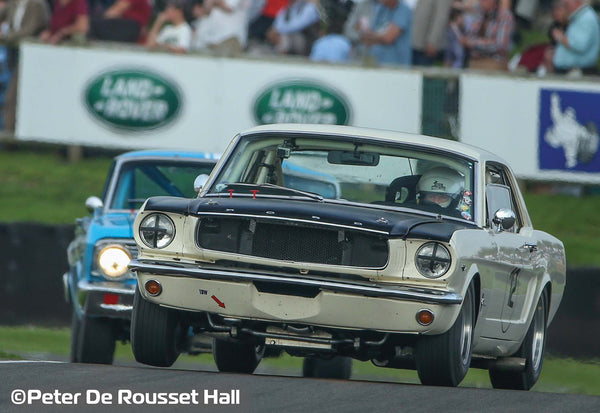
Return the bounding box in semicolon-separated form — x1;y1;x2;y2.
466;7;514;59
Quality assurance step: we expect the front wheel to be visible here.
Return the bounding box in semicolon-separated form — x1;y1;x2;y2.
70;312;81;363
76;314;116;364
302;356;352;379
131;287;182;367
414;282;476;387
489;290;548;390
213;338;264;374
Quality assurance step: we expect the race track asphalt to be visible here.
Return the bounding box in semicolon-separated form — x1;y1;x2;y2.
1;362;599;413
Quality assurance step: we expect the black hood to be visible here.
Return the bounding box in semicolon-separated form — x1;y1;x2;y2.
144;196;476;242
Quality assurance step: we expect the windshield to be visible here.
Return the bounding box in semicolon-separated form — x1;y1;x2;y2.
110;160;214;210
208;135;475;221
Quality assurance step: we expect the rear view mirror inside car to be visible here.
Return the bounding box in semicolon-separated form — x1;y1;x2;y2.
327;150;380;166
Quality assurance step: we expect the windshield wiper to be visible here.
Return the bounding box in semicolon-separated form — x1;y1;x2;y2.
213;183;323;202
259;183;324;201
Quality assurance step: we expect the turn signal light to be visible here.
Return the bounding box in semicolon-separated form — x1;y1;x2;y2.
416;309;434;326
145;280;162;296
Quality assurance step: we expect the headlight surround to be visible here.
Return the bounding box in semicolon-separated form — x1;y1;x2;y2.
415;242;451;279
97;245;131;278
139;213;176;249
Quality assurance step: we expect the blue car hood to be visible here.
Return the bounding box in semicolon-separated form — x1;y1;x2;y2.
87;212;136;242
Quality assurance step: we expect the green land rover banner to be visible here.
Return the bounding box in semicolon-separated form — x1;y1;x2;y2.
18;43;424;154
84;69;182;131
253;80;351;125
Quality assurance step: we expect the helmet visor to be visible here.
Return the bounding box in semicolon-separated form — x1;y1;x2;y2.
420;191;453;208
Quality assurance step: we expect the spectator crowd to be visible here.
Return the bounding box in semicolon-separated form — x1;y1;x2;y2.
0;0;597;103
0;0;597;69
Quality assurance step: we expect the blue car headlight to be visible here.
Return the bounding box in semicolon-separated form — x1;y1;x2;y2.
97;245;131;278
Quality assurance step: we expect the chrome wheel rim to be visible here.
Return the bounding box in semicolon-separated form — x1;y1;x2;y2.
531;298;546;372
459;289;474;366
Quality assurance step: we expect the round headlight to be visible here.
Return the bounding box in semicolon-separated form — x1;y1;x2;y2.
98;245;131;278
139;213;175;249
415;242;451;279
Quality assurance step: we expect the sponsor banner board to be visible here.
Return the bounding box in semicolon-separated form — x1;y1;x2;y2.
460;73;600;183
84;69;182;131
17;43;422;153
539;89;600;172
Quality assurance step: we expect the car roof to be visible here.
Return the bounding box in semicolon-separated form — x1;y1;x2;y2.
239;124;506;165
116;150;220;161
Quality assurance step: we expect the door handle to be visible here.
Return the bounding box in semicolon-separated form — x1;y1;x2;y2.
521;243;537;253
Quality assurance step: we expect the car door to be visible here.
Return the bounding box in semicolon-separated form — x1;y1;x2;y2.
482;166;539;342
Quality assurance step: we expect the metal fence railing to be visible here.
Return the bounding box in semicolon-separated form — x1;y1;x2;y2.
421;72;461;141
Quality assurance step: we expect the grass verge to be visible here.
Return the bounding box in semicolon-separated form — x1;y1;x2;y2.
1;326;598;396
0;150;112;224
522;193;600;266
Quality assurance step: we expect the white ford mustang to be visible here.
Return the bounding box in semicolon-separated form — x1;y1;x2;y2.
129;124;565;389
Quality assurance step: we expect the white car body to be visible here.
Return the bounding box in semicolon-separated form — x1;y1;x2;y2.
130;125;565;388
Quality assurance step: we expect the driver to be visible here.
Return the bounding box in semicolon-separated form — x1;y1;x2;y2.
416;167;464;209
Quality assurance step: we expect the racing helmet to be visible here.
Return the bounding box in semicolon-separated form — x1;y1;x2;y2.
417;167;464;208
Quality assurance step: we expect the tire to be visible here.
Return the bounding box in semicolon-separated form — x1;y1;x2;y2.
77;314;116;364
213;338;263;374
130;287;182;367
70;311;81;363
489;290;548;390
302;356;352;379
415;282;476;387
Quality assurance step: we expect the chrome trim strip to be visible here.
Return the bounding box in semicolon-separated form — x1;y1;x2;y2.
77;280;136;295
62;272;70;304
129;260;462;305
99;304;133;312
193;212;389;235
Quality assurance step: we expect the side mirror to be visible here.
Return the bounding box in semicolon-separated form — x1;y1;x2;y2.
194;174;210;194
492;209;516;232
85;196;103;213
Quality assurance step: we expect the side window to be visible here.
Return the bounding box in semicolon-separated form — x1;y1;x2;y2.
486;184;513;228
485;169;504;186
485;164;523;231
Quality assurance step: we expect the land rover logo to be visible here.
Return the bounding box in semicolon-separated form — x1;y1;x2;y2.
84;69;181;131
253;80;351;125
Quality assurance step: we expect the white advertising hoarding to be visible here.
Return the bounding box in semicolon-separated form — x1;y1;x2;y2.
17;43;422;153
460;73;600;183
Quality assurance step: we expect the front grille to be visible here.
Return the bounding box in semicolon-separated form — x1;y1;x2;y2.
196;217;388;268
252;222;342;264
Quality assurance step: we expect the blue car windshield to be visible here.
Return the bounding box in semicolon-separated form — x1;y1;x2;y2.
110;161;214;210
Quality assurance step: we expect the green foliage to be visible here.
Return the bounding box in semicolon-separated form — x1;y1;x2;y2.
0;326;70;355
0;151;112;224
523;193;600;266
512;28;549;57
0;350;22;360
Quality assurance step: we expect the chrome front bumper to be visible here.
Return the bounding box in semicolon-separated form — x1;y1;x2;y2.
75;279;136;319
130;259;463;334
129;260;462;305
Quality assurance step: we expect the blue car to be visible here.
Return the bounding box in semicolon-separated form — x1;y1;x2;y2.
64;150;219;364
